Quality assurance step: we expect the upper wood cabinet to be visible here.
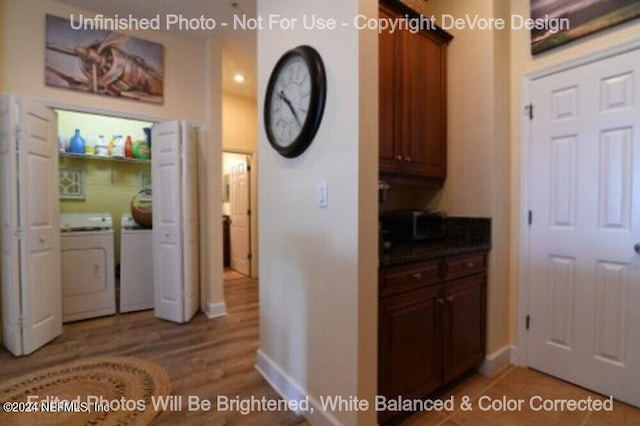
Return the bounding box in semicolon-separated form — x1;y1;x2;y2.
379;1;452;181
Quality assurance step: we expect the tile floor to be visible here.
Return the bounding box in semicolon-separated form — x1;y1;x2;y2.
399;365;640;425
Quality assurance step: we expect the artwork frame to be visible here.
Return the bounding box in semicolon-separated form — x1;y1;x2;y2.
45;14;164;104
531;0;640;55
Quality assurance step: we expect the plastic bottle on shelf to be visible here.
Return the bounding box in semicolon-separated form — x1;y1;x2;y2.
95;135;108;156
112;135;124;158
69;129;86;154
125;136;133;159
84;134;96;155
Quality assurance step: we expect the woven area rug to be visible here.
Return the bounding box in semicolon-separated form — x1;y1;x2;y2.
0;356;171;425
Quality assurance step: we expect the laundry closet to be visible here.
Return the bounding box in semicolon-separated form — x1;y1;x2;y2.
0;96;200;356
57;109;153;321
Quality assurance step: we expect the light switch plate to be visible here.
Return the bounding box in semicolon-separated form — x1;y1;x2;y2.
317;182;328;208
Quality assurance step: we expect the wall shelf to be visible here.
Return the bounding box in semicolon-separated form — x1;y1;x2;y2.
59;152;150;164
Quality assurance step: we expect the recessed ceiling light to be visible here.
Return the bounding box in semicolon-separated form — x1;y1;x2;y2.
233;73;247;83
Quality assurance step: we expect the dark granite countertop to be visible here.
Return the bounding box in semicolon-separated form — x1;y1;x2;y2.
380;217;491;267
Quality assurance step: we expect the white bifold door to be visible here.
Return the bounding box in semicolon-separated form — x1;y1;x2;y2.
152;121;200;324
0;96;62;356
527;48;640;407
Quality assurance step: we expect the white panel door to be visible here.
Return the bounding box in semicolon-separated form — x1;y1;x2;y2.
230;158;250;276
18;99;62;355
0;96;23;355
180;122;199;322
152;121;185;323
528;49;640;406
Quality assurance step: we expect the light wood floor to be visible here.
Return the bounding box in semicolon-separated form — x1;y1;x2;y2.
399;365;640;426
0;277;304;425
1;278;638;425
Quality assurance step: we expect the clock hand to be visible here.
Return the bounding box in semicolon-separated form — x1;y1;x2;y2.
278;90;301;126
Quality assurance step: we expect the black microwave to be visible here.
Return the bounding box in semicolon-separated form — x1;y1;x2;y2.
381;210;445;242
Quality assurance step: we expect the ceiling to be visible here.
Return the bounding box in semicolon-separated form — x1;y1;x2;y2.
55;0;258;98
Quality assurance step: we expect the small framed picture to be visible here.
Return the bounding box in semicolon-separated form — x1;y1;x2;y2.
59;167;85;200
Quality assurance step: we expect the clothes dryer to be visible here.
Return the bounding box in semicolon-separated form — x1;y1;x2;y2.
60;213;116;322
120;213;153;312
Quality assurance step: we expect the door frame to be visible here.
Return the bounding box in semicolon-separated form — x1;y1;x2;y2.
516;37;640;367
222;148;258;278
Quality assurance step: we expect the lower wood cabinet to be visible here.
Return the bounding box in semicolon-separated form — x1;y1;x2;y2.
378;251;487;423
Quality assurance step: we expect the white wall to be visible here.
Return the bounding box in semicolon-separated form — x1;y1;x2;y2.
256;0;377;424
0;0;224;319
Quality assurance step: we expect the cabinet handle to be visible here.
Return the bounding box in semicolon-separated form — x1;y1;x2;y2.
411;272;422;280
405;156;412;162
446;296;454;303
465;262;475;268
395;155;402;161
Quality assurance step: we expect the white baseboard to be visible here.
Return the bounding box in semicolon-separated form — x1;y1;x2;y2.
509;344;527;366
204;301;227;319
255;349;339;426
480;345;514;377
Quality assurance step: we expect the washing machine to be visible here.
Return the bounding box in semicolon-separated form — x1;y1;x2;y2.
60;213;116;322
120;213;154;312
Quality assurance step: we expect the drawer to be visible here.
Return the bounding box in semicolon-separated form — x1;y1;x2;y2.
380;259;442;297
443;252;486;280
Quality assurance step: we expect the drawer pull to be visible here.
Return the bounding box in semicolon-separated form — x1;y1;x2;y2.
465;262;475;268
446;296;454;302
412;273;422;280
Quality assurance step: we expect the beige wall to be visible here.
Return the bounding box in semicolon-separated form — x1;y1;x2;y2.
0;0;4;92
257;0;377;424
0;0;224;317
222;94;259;277
222;94;258;151
400;0;512;356
508;1;640;344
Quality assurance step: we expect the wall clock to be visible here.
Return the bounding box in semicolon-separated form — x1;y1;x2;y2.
264;45;327;158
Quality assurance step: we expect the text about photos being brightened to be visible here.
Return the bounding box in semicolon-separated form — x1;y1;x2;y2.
3;394;617;416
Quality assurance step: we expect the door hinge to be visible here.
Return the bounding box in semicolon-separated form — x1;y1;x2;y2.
247;164;251;172
13;125;20;150
14;228;24;240
247;209;251;216
528;210;533;226
526;315;530;330
247;253;252;261
525;104;533;120
17;315;26;327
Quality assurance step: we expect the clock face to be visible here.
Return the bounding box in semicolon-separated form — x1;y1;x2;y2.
264;45;326;158
269;56;312;148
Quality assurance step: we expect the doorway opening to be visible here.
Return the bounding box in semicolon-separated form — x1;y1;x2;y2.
222;151;252;280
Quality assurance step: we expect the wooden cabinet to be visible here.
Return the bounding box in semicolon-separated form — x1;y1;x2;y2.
379;1;452;180
379;286;442;403
378;251;487;423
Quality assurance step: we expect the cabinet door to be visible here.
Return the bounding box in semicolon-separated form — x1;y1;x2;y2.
379;286;442;422
378;5;402;174
401;30;447;179
442;274;486;383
